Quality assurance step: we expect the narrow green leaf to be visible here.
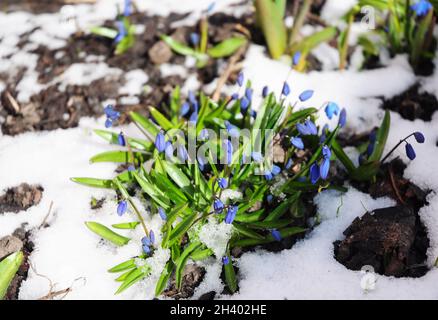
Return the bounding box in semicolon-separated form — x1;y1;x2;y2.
233;223;264;240
129;111;159;137
85;222;130;246
149;107;173;131
90;26;117;39
224;255;237;293
207;37;247;58
108;258;136;273
0;251;24;299
368;110;390;162
112;222;140;230
175;242;202;289
115;267;150;294
155;261;174;296
166;213;198;247
90;151;144;164
70;177;113;189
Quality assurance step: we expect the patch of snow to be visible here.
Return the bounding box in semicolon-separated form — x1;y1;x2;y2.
119;69;149;96
199;218;233;259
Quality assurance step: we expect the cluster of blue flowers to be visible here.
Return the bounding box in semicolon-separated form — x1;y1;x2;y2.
142;231;155;255
180;91;199;123
104;105;121;128
154;131;189;162
411;0;433;17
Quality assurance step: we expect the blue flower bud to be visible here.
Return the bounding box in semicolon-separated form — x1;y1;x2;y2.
123;0;132;17
115;21;127;44
165;141;174;159
222;256;229;265
299;90;314;102
188;91;197;105
127;165;135;172
230;93;239;100
271;229;282;242
322;145;331;159
310;163;320;185
225;205;238;224
225;121;239;137
366;141;375;157
320;157;330;180
190;32;200;46
189;111;198;123
264;170;273;181
105;118;113;128
414;131;425;143
250;110;257;118
199;128;209;141
240;97;250;113
177;144;188;162
282;82;291;96
271;165;281;176
297;120;317;136
285;158;294;170
291;137;304;150
217;178;228;189
262;86;269;98
117;200;128;216
251;151;264;163
338;108;347;128
158;207;167;221
118;132;126;146
245;88;253;101
324;102;340;120
198;154;207;171
405;143;416;160
224;140;233;164
214;199;224;213
267;194;273;203
154;131;166;152
236;72;244;87
293;52;301;66
180;102;190;117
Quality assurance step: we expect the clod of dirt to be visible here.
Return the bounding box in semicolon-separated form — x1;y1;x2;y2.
198;291;216;300
0;184;43;214
0;235;24;260
163;264;205;299
334;206;430;278
148;41;173;65
382;85;438;121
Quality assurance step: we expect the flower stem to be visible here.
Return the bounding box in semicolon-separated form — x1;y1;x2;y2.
380;133;415;164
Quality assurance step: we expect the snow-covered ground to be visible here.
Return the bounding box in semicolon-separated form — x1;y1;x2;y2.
1;0;438;300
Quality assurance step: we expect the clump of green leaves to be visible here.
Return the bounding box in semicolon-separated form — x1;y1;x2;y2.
73;76;352;297
161;4;247;68
254;0;337;70
358;0;436;70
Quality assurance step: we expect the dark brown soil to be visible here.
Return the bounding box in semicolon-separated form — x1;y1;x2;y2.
0;0;85;14
162;264;205;299
381;85;438;122
334;206;429;278
2;226;34;300
0;183;43;214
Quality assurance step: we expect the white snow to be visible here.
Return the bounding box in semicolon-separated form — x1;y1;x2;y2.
1;0;438;301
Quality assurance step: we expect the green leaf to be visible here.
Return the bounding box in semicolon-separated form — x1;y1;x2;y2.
166;213;198;247
232;227;307;248
112;222;140;230
70;177;113;189
223;255;237;293
155;261;174;296
90;151;144;164
161;161;193;191
175;242;202;289
161;35;207;61
0;251;24;299
149;107;174;131
90;26;118;39
115;267;150;294
94;129;152;150
233;223;264;240
85;222;130;246
332;140;356;174
264;193;300;221
108;258;136;273
207;37;247;58
290;26;337;53
129;111;159;137
190;248;214;261
133;172;170;210
368;110;390;162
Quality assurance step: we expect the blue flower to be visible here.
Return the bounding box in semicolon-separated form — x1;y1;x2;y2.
245;88;253;101
155;131;166;153
285;158;294;170
127;165;135;172
190;32;200;46
123;0;132;17
180;102;190;117
262;86;269;98
230;93;239;101
310;163;320;184
324;102;340;120
267;194;273;203
189;111;198;123
236;72;244;87
297;119;317;136
369;130;377;143
222;256;229;265
118;132;126;146
414;131;425;143
218;178;228;189
299;90;314;102
320;158;330;180
199;128;209;141
264;165;281;180
366;141;375;157
225;121;239;137
114;21;127;43
142;231;155;255
293;52;301;66
251;151;264;163
104;105;120;125
225;205;238;224
250;110;257;118
405;143;416;160
188;91;197;105
271;229;282;242
282;82;291;96
165;141;174;159
240;97;250;113
158;207;167;221
177;144;188;162
264;170;273;181
411;0;432;16
117;200;128;216
214;199;224;213
197;154;206;171
338;108;347;128
105;118;113;128
291;137;304;150
322;145;331;159
224;140;233;164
